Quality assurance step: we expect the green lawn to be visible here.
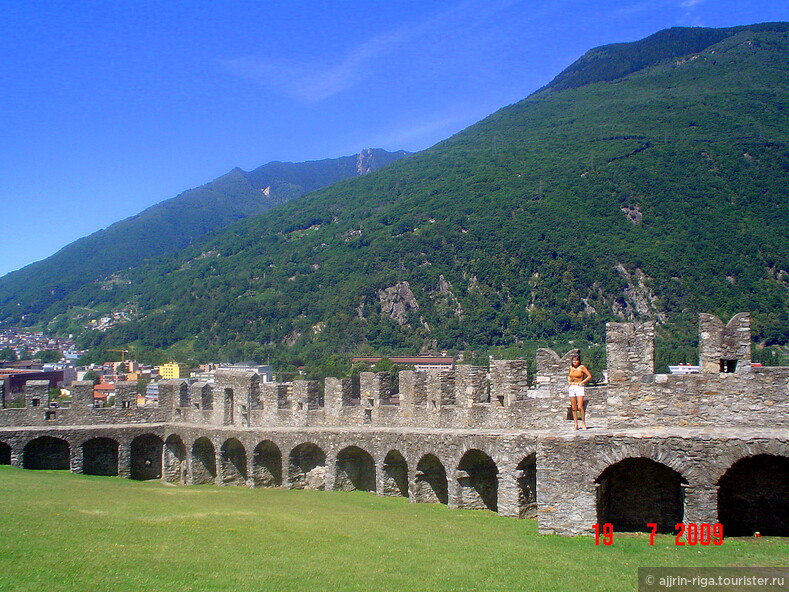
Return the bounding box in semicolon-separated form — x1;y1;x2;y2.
0;466;785;592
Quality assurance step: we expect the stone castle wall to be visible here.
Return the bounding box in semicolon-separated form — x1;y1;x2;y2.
4;326;785;432
0;312;786;536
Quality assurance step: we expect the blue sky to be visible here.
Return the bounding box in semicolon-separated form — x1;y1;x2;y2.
1;0;786;277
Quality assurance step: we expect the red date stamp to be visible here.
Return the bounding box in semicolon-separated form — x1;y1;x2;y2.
593;523;724;546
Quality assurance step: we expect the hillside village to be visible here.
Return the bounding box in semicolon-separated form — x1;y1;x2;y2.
0;329;277;409
0;327;477;409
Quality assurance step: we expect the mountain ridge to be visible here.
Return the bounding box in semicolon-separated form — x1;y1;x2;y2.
0;148;409;318
5;24;789;369
538;21;789;94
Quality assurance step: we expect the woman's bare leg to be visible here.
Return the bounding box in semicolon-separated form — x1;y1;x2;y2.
570;397;579;430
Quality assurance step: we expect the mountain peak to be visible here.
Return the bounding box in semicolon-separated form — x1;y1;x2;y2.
538;21;789;95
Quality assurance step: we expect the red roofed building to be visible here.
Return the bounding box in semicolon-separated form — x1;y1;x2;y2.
93;382;116;408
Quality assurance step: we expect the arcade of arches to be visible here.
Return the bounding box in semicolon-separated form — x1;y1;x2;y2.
3;432;787;537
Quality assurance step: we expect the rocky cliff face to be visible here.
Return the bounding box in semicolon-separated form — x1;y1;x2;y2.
378;282;420;326
356;148;410;176
356;149;377;176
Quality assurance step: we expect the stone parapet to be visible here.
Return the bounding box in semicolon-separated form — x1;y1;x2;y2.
699;312;752;373
490;359;529;406
606;321;654;382
454;365;488;407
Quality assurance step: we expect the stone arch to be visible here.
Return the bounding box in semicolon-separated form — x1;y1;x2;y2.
448;440;502;474
82;437;119;476
24;436;70;470
191;437;217;485
163;434;187;484
516;453;537;518
717;454;789;536
590;440;702;488
252;440;282;487
0;441;12;465
220;438;247;486
596;457;687;533
130;434;163;480
288;443;326;490
457;449;498;512
414;454;448;505
707;440;789;485
382;449;408;497
335;446;375;492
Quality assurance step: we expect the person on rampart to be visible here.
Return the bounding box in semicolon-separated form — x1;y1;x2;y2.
568;356;591;430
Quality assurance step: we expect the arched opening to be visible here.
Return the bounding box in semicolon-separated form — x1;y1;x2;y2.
596;457;687;532
516;453;537;518
288;443;326;490
130;434;163;481
718;454;789;537
191;437;217;485
382;450;408;497
252;440;282;487
82;437;119;476
163;435;187;484
220;438;247;486
457;449;498;512
0;442;12;465
23;436;69;470
335;446;375;492
414;454;448;505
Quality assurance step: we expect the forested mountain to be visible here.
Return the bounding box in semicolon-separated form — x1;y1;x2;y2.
7;24;789;369
0;148;408;320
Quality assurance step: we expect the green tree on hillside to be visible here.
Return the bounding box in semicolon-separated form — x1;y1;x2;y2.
82;370;101;385
0;348;17;362
36;350;61;363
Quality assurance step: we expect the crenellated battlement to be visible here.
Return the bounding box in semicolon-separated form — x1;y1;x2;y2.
699;312;752;373
1;313;787;431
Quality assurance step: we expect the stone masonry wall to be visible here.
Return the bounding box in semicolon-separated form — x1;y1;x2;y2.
3;313;786;431
0;312;786;536
605;368;789;429
537;432;789;535
699;312;752;373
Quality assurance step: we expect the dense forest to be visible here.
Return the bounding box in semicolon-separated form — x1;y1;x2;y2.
4;24;789;377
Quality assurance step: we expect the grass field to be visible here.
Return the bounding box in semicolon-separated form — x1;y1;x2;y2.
0;466;785;592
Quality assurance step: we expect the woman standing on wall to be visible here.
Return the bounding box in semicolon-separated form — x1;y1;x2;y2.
568;356;592;430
